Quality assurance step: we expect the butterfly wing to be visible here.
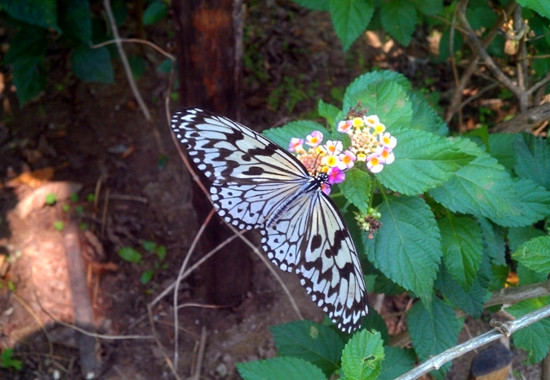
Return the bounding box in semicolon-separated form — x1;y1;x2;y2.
261;190;369;333
171;108;369;332
171;108;310;230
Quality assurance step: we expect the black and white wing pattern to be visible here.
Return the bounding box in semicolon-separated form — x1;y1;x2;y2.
171;107;369;332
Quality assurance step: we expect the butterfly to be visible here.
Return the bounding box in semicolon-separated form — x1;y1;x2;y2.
171;108;369;333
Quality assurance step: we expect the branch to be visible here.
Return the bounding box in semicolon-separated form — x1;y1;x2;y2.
492;103;550;132
395;304;550;380
103;0;151;120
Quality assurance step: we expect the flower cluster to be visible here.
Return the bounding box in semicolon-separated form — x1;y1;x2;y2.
337;114;397;174
289;131;356;195
354;208;382;239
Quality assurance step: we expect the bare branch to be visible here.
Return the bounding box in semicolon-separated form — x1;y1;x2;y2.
395;304;550;380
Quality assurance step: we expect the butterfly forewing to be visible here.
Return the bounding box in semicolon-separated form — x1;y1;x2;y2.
171;108;369;333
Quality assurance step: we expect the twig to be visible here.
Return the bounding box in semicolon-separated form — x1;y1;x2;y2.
173;209;215;370
103;0;151;120
91;38;175;61
485;279;550;307
192;327;207;380
395;304;550;380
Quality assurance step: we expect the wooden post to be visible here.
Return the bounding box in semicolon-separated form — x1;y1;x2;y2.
171;0;251;306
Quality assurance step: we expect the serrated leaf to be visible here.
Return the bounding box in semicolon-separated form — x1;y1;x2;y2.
428;138;520;223
271;321;344;376
339;168;371;211
58;0;92;44
508;226;546;252
236;357;326;380
439;214;483;291
364;196;441;304
341;330;384;380
376;129;475;195
329;0;374;51
491;178;550;227
377;347;415;380
409;92;448;136
380;0;417;46
436;267;490;317
71;46;114;83
477;217;506;266
1;0;59;31
343;73;412;129
263;121;329;150
408;298;460;377
488;133;521;172
506;297;550;364
360;308;389;344
514;134;550;189
318;99;340;126
143;0;167;25
512;236;550;275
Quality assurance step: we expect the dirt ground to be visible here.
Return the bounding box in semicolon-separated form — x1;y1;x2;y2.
0;2;543;379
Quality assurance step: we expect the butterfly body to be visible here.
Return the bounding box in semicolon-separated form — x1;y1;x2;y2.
171;108;368;332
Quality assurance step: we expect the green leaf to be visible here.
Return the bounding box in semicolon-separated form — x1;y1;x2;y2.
413;0;443;16
11;55;46;105
143;0;167;25
118;247;142;263
0;0;59;31
491;178;550;227
339;168;371;211
0;348;23;370
380;0;417;46
428;138;520;223
292;0;330;11
408;298;460;377
128;56;147;80
237;357;326;380
364;196;441;304
508;226;546;252
155;245;167;261
436;267;491;317
488;133;521;172
514;134;550;189
53;221;64;231
317;99;340;127
45;193;57;205
466;2;497;30
343;72;412;130
439;214;483;291
515;0;550;18
377;347;415;380
329;0;374;51
140;269;154;284
4;27;48;64
376;129;475;195
341;330;384;380
271;321;343;376
512;236;550;275
409;92;448;136
71;46;114;83
506;297;550;364
142;240;156;252
263;121;329;149
58;0;92;44
477;217;506;266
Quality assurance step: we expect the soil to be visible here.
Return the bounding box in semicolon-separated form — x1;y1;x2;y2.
0;2;543;380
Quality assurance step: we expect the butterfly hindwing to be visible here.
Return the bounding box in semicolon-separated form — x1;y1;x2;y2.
261;190;368;332
171;107;369;332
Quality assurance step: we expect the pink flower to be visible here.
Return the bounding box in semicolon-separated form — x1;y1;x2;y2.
289;137;304;152
338;150;356;170
380;132;397;149
327;167;346;185
306;131;323;147
337;120;353;134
